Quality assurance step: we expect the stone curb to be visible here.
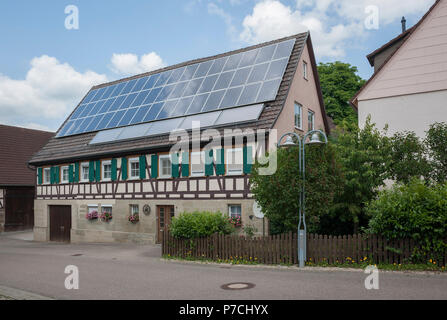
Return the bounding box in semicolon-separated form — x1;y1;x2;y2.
0;285;54;300
161;258;447;276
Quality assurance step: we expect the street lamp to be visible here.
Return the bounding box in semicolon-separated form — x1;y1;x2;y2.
277;130;328;267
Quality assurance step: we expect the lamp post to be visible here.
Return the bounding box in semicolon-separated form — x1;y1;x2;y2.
277;130;328;267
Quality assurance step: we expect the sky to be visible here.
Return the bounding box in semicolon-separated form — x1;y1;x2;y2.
0;0;436;132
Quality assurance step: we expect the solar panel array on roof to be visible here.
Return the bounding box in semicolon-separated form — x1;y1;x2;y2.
57;39;295;138
89;104;264;145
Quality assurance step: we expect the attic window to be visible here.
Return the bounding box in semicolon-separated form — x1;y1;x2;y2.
303;61;308;80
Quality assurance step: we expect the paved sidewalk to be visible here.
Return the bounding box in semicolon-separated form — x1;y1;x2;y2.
0;285;53;300
0;230;33;241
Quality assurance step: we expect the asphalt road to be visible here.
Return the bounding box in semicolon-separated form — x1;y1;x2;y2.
0;232;446;300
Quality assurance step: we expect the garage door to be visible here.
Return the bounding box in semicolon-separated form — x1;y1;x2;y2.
49;205;71;242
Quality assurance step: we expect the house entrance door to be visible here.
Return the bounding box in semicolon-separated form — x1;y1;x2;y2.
49;205;71;242
157;205;174;244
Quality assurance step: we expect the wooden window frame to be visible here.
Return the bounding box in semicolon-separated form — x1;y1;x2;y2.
43;167;51;185
294;102;303;130
226;148;243;176
228;204;242;218
102;160;112;181
159;154;172;179
190;151;205;177
303;61;308;80
308;109;315;131
61;165;70;184
80;162;89;182
128;157;140;180
129;204;139;216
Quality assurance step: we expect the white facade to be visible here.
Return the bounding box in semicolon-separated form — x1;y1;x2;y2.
358;90;447;137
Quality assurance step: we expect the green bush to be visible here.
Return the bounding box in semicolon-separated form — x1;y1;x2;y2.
169;211;233;239
366;179;447;262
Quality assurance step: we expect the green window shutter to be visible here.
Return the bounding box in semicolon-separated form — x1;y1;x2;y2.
111;158;117;181
121;157;128;180
151;154;158;178
181;152;189;177
89;161;95;182
171;153;179;178
37;168;43;185
216;149;225;175
243;146;253;174
68;164;74;183
205;149;214;176
139;155;146;179
74;162;80;182
53;166;60;184
95;160;101;181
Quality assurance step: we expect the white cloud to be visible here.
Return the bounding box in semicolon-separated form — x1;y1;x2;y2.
240;0;363;58
110;52;166;76
208;3;237;37
0;55;107;131
240;0;435;59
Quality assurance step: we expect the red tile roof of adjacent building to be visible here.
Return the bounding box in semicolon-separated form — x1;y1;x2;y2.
0;124;54;186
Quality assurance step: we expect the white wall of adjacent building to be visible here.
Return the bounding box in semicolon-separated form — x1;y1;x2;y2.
358;90;447;138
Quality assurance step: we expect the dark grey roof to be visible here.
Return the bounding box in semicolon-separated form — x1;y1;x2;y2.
30;32;328;165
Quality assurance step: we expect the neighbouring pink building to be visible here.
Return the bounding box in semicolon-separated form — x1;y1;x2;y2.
352;0;447;137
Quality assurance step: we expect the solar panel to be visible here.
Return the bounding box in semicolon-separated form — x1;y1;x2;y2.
89;104;264;145
57;39;295;138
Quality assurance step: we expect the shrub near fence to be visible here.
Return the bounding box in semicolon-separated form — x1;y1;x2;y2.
162;231;447;267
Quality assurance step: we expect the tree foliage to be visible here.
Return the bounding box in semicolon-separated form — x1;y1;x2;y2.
389;131;430;184
250;143;344;235
317;61;366;127
329;118;391;233
425;122;447;184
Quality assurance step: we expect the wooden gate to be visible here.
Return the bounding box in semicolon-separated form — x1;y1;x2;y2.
49;205;71;242
4;187;35;231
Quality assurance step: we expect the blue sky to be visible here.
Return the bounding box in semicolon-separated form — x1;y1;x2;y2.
0;0;435;131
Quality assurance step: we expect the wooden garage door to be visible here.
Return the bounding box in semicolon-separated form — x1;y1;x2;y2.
49;205;71;242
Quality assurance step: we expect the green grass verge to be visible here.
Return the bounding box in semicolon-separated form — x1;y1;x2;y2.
163;254;446;272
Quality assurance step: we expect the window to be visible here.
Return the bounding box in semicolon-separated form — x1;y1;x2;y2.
226;148;243;175
190;151;205;177
88;205;98;214
102;205;112;214
61;166;69;184
159;155;172;178
308;110;315;131
294;103;302;130
81;162;89;182
228;204;242;218
43;168;51;184
102;160;112;181
303;61;308;80
129;157;139;179
130;204;139;216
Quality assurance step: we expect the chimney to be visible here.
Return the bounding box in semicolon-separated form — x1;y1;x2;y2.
401;16;407;33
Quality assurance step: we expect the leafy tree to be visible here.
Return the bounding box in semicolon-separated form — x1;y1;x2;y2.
317;61;366;127
367;179;447;263
425;122;447;184
389;131;430;184
250;143;344;235
329;118;391;233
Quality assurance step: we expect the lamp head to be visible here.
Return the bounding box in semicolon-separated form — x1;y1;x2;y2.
306;132;324;145
281;135;297;148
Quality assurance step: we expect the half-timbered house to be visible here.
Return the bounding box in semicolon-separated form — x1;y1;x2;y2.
29;32;330;244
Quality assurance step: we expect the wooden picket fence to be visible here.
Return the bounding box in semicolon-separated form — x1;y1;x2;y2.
162;230;447;266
